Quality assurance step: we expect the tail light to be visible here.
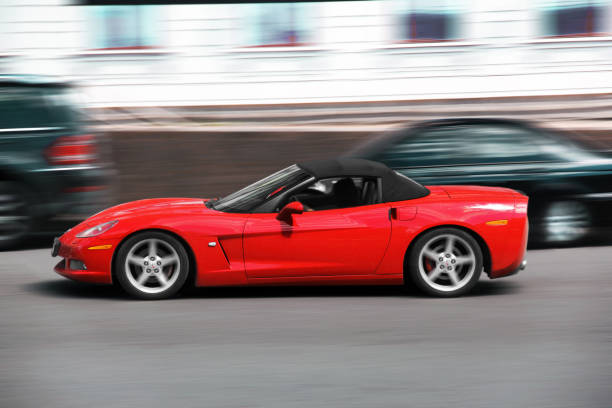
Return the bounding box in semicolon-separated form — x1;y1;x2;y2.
45;135;97;165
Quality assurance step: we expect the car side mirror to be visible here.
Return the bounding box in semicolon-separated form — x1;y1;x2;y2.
276;201;304;224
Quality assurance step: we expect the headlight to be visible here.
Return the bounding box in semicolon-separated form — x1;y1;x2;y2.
76;220;118;238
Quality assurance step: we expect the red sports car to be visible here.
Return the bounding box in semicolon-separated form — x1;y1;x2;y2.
52;159;528;299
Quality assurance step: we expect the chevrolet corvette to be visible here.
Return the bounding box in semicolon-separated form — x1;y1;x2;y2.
52;159;528;299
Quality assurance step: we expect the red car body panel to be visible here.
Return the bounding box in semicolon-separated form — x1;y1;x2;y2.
244;204;391;278
54;186;528;286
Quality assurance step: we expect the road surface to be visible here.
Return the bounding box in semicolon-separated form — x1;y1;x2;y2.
1;244;611;408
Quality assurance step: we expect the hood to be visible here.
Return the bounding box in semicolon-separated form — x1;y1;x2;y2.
89;198;210;221
62;198;227;240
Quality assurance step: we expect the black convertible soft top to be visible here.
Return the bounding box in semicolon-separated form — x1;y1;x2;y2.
298;158;429;202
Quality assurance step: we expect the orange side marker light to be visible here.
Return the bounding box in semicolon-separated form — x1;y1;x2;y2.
486;219;508;226
87;244;113;250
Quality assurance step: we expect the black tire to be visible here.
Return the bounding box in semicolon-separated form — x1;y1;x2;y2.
540;200;591;246
0;181;34;251
406;227;483;297
114;231;190;300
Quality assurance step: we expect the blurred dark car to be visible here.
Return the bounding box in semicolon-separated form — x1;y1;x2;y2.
0;75;112;250
349;118;612;246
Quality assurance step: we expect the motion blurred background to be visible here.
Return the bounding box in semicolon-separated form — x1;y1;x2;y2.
1;0;612;248
2;4;612;408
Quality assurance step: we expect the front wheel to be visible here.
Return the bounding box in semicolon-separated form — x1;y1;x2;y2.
115;231;189;300
406;228;483;297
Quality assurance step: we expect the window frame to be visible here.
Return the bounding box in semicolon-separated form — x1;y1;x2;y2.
540;1;609;38
242;2;314;48
395;0;461;44
88;5;159;52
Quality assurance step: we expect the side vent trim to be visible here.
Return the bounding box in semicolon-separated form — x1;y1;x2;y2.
217;239;230;265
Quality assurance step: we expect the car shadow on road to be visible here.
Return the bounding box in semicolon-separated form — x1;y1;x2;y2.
24;280;129;300
185;280;521;299
24;278;522;300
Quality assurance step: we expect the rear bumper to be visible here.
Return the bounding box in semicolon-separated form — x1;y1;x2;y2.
491;259;527;279
35;164;115;220
489;206;529;278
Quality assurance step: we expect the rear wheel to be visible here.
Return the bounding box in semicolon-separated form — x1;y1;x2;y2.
0;182;33;250
406;228;483;297
541;200;590;245
115;231;189;300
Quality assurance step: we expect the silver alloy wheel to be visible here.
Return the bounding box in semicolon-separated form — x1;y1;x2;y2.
543;201;590;243
124;238;180;294
418;233;476;292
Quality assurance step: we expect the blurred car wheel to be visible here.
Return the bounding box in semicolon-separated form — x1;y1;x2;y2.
542;201;591;244
115;231;189;300
0;182;33;250
406;228;483;297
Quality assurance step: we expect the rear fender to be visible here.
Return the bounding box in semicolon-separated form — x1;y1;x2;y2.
377;196;521;276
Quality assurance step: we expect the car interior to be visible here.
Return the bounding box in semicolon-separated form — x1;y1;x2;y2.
286;177;379;211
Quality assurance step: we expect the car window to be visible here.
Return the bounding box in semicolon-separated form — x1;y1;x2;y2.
532;128;596;162
0;86;80;130
213;164;311;213
378;123;554;167
285;176;379;211
461;124;551;162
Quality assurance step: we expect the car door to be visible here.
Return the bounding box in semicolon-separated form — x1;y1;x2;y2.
243;202;391;279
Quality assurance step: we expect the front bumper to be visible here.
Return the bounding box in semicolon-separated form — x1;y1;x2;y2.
52;234;118;284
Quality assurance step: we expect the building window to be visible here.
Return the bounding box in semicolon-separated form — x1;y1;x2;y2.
542;1;607;36
90;6;157;50
397;0;459;42
245;3;313;47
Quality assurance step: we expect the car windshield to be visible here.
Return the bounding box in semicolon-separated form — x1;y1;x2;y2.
211;164;311;213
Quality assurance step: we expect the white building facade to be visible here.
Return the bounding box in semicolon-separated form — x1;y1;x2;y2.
1;0;611;107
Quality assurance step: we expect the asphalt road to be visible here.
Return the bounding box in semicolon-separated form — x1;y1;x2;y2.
1;244;611;408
